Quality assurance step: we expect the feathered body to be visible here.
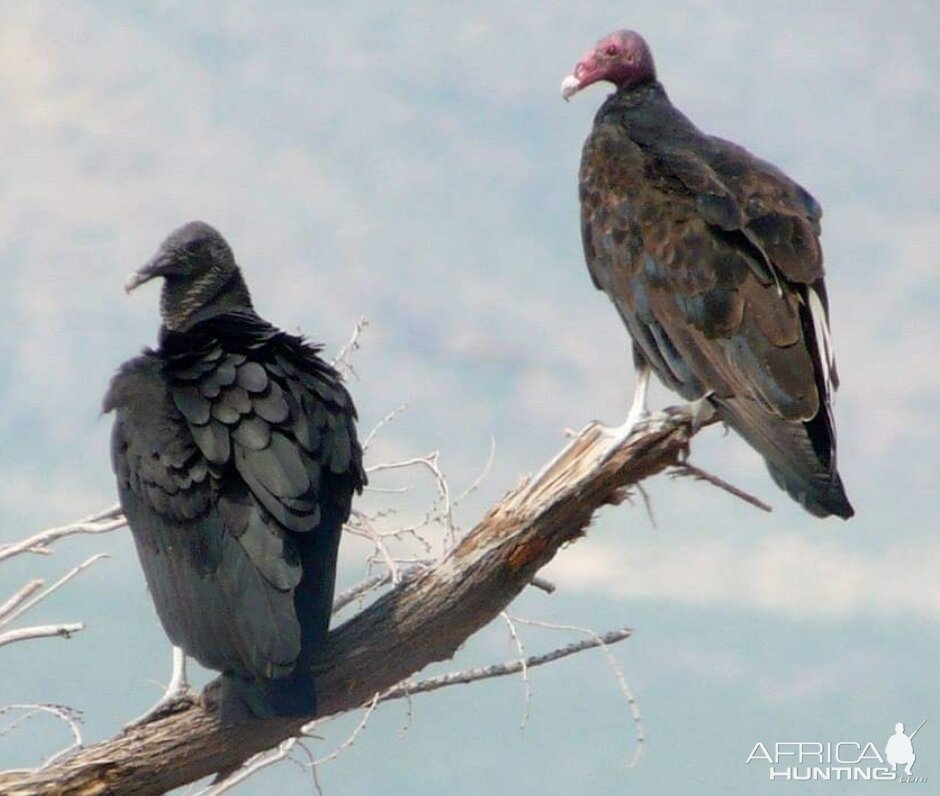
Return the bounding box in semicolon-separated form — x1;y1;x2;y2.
566;32;852;518
105;222;365;721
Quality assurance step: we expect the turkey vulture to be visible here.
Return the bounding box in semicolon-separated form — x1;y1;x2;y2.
104;221;366;722
561;30;853;518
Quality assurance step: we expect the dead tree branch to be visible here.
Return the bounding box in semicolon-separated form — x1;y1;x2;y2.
0;704;85;772
380;626;634;701
507;616;645;766
0;506;125;563
0;555;108;630
0;407;706;795
0;624;85;650
669;462;772;513
0;581;44;623
0;551;111;661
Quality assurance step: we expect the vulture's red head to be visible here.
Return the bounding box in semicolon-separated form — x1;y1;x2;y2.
561;30;656;100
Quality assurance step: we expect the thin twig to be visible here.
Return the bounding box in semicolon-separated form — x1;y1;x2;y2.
363;485;413;495
529;576;556;595
670;462;772;513
303;693;381;766
288;740;319;793
397;684;414;739
0;555;108;628
0;624;84;649
453;435;497;507
0;581;44;624
331;573;393;615
635;483;657;529
361;404;408;452
0;506;125;563
0;704;84;768
509;617;645;768
348;511;400;584
365;452;456;546
380;628;634;701
312;759;325;796
330;317;368;380
197;738;298;796
500;612;531;730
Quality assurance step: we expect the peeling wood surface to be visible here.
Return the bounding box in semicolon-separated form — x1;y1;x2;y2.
0;409;698;796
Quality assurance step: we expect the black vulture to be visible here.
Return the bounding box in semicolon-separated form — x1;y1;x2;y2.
104;221;366;722
561;30;853;518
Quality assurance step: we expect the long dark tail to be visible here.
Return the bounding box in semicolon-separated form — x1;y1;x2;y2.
219;494;348;725
716;396;854;519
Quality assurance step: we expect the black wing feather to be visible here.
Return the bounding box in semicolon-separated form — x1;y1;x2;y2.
105;314;365;718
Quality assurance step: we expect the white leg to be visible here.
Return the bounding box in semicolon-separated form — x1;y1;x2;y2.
601;363;653;443
525;366;651;492
625;364;651;427
166;645;188;695
689;395;717;431
124;646;193;728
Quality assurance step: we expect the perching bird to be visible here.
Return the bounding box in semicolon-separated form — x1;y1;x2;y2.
561;30;853;518
104;221;366;722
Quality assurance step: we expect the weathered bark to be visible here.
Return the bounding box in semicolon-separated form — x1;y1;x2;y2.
0;409;701;795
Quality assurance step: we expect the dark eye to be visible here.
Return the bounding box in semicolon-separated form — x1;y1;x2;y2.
605;44;620;56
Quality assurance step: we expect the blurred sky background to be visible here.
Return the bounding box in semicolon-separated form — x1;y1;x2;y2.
1;1;939;793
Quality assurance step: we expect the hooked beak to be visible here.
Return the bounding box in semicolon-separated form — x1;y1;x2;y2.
124;252;169;293
560;74;582;101
560;54;603;101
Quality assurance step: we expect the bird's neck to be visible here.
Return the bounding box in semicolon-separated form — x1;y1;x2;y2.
160;269;254;333
606;80;666;112
597;81;699;146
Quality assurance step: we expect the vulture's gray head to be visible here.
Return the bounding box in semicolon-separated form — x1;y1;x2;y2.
561;29;656;100
127;221;252;332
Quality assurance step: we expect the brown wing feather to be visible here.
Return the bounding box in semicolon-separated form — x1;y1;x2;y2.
579;92;852;517
581;112;830;412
